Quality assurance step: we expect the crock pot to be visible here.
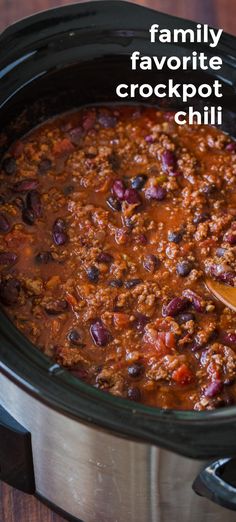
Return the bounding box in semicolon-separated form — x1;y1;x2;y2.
1;2;236;521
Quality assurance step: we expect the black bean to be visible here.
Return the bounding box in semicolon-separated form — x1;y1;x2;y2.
68;329;82;346
38;158;52;174
143;254;159;273
193;212;210;224
90;319;111;346
168;230;183;243
216;247;226;258
45;300;68;315
177;312;195;324
2;157;17;175
87;265;99;283
27;190;42;218
106;196;121;212
0;252;17;266
127;386;141;401
128;363;144;378
108;279;123;288
0;278;21;305
22;207;35;225
35;251;53;264
176;260;193;277
131;175;147;190
125;279;142;289
0;213;10;233
202;184;217;196
63;185;75;196
108;153;120;171
53;218;68;246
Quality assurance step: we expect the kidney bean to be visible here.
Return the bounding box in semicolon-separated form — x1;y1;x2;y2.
13;179;38;192
68;329;82;346
108;279;123;288
22;207;35;226
112;179;126;200
98;113;117;128
0;278;21;305
2;157;17;175
220;331;236;348
134;312;150;333
0;213;10;233
161;150;176;172
35;251;53;264
145;135;154;143
87;265;100;283
127;386;141;401
128;363;144;378
135;234;148;245
82;111;96;131
204;380;223;398
182;289;205;313
106;196;121;212
162;296;188;317
45;300;68;315
52;218;68;245
71;368;88;381
193;212;210;224
96;252;113;264
226;141;236;152
27;190;42;218
209;264;235;285
145;186;167;201
68;127;83;145
90;319;111;346
124;188;141;205
168;229;183;243
143;254;159;273
177;312;195;324
131;175;147;190
0;252;17;265
223;229;236;245
38;158;52;174
176;260;193;277
125;279;142;289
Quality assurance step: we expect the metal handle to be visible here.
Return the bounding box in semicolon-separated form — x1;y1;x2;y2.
193;458;236;511
0;405;35;493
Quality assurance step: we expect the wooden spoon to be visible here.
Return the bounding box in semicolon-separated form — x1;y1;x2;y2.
206;279;236;312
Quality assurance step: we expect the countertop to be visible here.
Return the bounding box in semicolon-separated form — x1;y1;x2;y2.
0;0;235;520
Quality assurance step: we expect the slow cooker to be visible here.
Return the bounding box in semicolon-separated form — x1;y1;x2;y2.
1;2;236;521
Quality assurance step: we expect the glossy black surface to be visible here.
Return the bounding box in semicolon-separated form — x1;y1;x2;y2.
0;1;236;459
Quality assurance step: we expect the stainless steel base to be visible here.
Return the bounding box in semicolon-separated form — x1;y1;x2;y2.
1;373;235;522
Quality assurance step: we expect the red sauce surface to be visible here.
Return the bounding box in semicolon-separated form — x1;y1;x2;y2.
0;105;235;410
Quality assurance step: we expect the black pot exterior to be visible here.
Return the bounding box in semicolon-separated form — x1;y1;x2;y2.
0;0;236;459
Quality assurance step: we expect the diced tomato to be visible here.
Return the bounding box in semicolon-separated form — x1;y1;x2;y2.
172;364;193;385
53;138;74;156
113;313;130;329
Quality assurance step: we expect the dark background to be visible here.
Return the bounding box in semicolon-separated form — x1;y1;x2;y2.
0;0;235;520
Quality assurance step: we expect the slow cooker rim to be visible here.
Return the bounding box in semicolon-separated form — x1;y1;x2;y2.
0;0;236;458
